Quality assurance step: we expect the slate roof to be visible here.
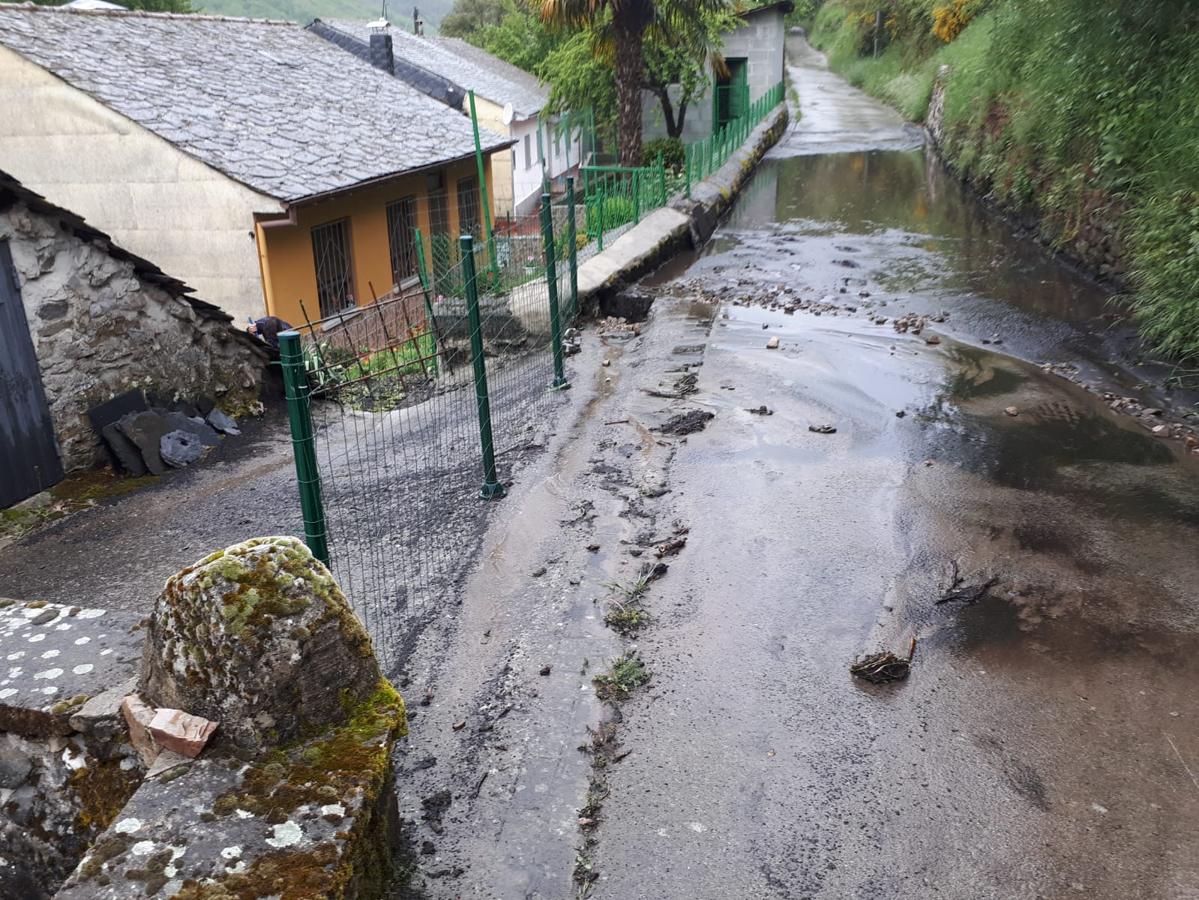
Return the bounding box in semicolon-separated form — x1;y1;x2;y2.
323;19;548;119
0;4;511;203
306;19;466;110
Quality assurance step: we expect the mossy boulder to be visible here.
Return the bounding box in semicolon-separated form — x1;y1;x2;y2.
140;537;380;750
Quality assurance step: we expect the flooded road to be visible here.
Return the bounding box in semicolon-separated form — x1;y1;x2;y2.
593;39;1199;899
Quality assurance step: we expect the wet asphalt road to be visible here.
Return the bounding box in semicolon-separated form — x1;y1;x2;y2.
590;39;1199;899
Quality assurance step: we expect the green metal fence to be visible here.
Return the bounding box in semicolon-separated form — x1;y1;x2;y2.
278;80;784;673
279;186;579;674
580;79;786;250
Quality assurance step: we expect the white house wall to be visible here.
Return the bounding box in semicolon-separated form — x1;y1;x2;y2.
510;116;582;216
642;7;787;145
511;117;543;215
0;47;284;321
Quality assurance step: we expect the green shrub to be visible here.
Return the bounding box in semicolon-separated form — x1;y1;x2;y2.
642;137;685;172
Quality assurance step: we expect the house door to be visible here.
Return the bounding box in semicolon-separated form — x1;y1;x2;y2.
0;241;63;507
714;58;749;131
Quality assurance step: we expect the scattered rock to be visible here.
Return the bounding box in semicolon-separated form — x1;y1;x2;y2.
808;424;837;434
1004;406;1019;417
147;708;217;758
766;336;780;349
452;720;466;731
531;566;547;578
658;410;715;436
205;408;240;436
539;665;552;677
747;405;773;416
121;694;159;767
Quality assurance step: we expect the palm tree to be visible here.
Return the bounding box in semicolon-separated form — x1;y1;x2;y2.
539;0;731;166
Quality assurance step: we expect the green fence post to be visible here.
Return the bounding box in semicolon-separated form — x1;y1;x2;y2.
539;192;570;390
685;144;692;198
657;156;667;204
460;235;505;501
566;175;578;319
467;91;500;285
597;181;606;252
279;331;329;565
633;170;641;224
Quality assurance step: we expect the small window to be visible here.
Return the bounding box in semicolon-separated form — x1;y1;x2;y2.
523;134;532;170
386;196;418;286
311;218;355;318
456;177;480;238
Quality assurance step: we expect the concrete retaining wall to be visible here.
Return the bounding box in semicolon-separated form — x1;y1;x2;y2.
576;103;790;311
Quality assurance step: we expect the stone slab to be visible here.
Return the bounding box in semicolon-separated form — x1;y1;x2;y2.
159;430;204;468
116;411;171;476
0;601;141;737
56;683;405;900
99;422;148;476
159;411;221;448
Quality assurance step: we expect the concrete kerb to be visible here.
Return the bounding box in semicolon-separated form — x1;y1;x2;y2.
575;103;791;313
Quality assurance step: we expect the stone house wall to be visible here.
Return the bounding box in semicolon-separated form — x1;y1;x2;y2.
0;196;268;472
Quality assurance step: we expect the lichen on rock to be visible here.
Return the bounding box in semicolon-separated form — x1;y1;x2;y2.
140;537;381;750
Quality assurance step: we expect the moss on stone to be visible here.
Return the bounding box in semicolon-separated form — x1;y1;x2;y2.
50;693;89;715
70;758;142;833
197;678;405;898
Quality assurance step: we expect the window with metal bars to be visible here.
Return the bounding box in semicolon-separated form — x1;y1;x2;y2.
310;218;355;318
386;196;418;286
456;177;480;239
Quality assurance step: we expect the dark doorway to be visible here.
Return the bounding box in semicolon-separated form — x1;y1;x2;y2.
0;241;63;507
714;58;749;131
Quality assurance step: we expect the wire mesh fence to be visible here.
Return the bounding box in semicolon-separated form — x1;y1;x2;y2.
280;184;577;674
278;86;785;672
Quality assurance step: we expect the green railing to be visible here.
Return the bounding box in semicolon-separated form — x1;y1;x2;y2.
580;158;669;251
579;80;786;251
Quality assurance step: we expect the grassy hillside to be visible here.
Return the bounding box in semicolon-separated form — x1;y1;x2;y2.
810;0;1199;363
195;0;454;29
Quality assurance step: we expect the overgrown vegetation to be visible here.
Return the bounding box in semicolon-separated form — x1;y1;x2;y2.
592;650;650;701
810;0;1199;360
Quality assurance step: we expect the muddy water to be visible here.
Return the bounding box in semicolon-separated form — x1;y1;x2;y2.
596;39;1199;900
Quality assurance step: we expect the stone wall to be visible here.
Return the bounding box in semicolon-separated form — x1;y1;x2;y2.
0;197;268;472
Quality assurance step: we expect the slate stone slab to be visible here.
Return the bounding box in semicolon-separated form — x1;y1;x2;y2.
98;423;147;476
88;390;149;473
159;430;203;468
160;411;221;448
205;408;240;436
0;600;141;737
116;411;171;475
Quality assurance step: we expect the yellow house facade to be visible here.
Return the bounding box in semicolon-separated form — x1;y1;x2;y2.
256;157;496;327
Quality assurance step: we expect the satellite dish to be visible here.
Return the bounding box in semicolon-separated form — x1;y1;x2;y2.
501;103;515;126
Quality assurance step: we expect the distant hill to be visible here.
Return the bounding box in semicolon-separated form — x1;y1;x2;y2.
195;0;454;30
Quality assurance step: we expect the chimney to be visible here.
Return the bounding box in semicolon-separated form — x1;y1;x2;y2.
368;20;394;75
